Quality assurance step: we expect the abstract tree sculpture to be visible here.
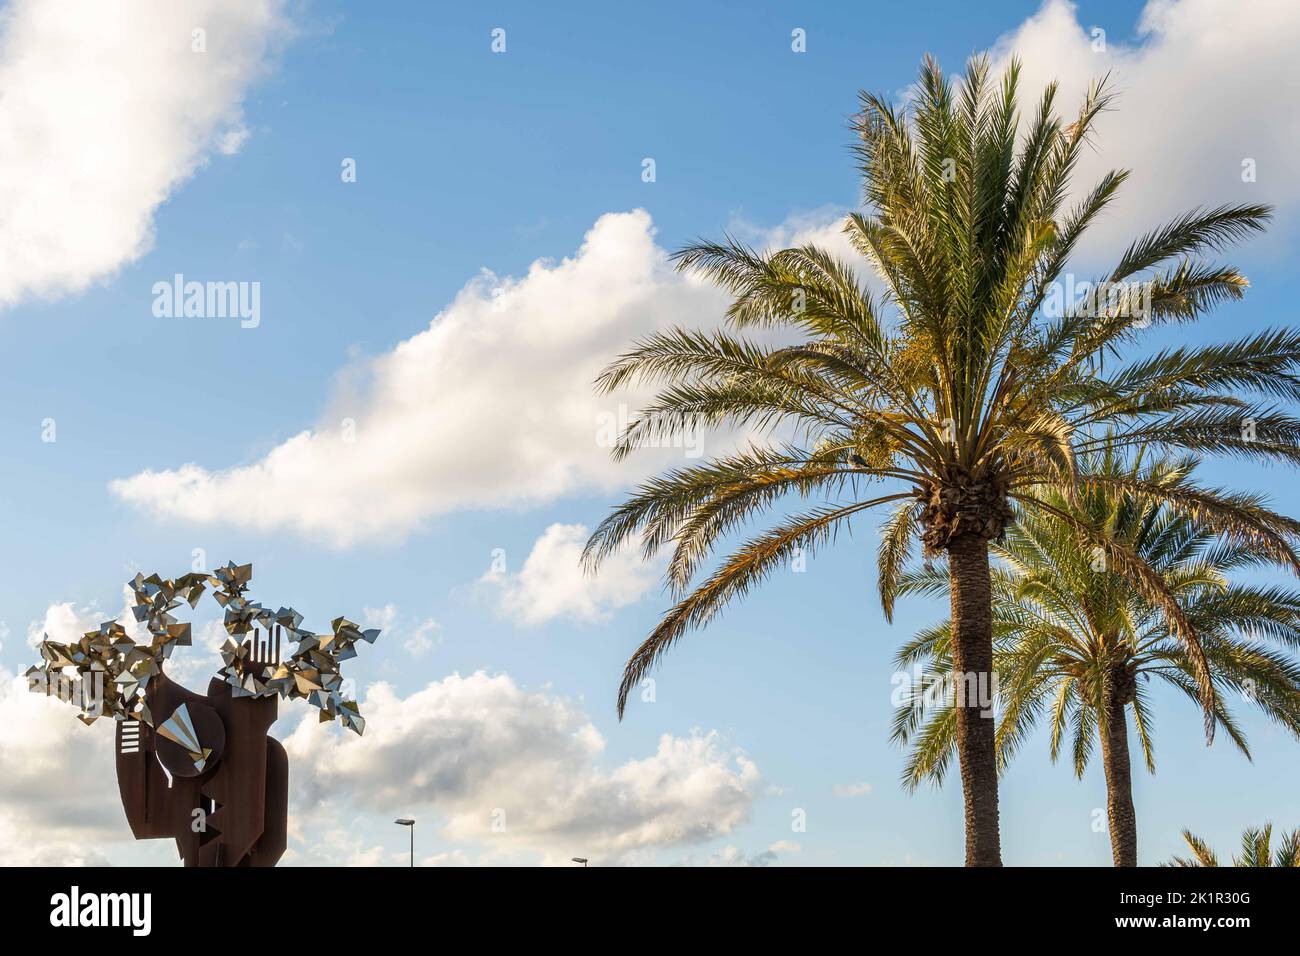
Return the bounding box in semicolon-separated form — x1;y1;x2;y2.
25;562;380;867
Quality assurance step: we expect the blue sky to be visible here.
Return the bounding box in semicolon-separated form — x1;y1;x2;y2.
1;0;1297;866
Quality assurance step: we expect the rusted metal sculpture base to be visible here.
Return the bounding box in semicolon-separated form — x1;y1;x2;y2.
115;638;288;867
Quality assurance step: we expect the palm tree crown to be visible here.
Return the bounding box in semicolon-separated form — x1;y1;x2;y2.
1168;824;1300;867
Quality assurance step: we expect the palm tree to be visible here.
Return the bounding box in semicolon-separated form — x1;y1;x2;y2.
892;451;1300;866
583;54;1300;865
1168;824;1300;867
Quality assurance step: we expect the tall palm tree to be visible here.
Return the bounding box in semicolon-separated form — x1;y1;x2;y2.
1168;824;1300;867
892;452;1300;866
583;54;1300;865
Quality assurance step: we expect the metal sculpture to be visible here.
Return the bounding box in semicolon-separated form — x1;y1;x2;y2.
26;562;380;867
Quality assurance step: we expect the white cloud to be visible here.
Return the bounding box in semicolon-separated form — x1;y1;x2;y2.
0;0;289;307
26;590;155;648
109;209;742;546
421;849;475;867
990;0;1300;259
160;618;231;691
0;666;761;866
482;522;660;626
833;782;873;798
0;672;123;864
677;841;799;867
361;604;398;632
25;594;229;693
215;124;252;156
403;620;440;656
726;205;861;276
281;807;397;867
26;601;103;648
362;604;440;656
282;671;761;865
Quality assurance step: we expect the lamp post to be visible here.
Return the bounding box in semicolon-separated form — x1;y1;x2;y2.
395;818;415;867
571;857;588;867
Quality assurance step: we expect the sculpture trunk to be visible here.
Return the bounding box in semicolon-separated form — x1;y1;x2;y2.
115;654;288;867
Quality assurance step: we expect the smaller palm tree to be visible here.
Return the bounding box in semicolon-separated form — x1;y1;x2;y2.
1168;824;1300;867
894;450;1300;866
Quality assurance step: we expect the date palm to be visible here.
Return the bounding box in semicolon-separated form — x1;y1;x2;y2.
893;451;1300;866
1168;824;1300;867
584;55;1300;865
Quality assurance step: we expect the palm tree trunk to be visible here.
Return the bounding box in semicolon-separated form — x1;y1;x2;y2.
946;531;1002;866
1100;668;1138;866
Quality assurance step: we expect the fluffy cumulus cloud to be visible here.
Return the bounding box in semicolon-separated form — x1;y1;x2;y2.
726;205;861;274
26;601;103;648
676;841;800;867
362;604;440;655
0;597;233;864
0;667;761;866
990;0;1300;259
833;782;873;798
282;671;761;865
0;671;122;865
482;522;661;626
110;210;739;545
0;0;288;307
25;591;230;691
158;619;232;691
26;591;157;649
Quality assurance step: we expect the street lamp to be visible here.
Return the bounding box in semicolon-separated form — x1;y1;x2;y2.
395;818;415;867
571;857;588;867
